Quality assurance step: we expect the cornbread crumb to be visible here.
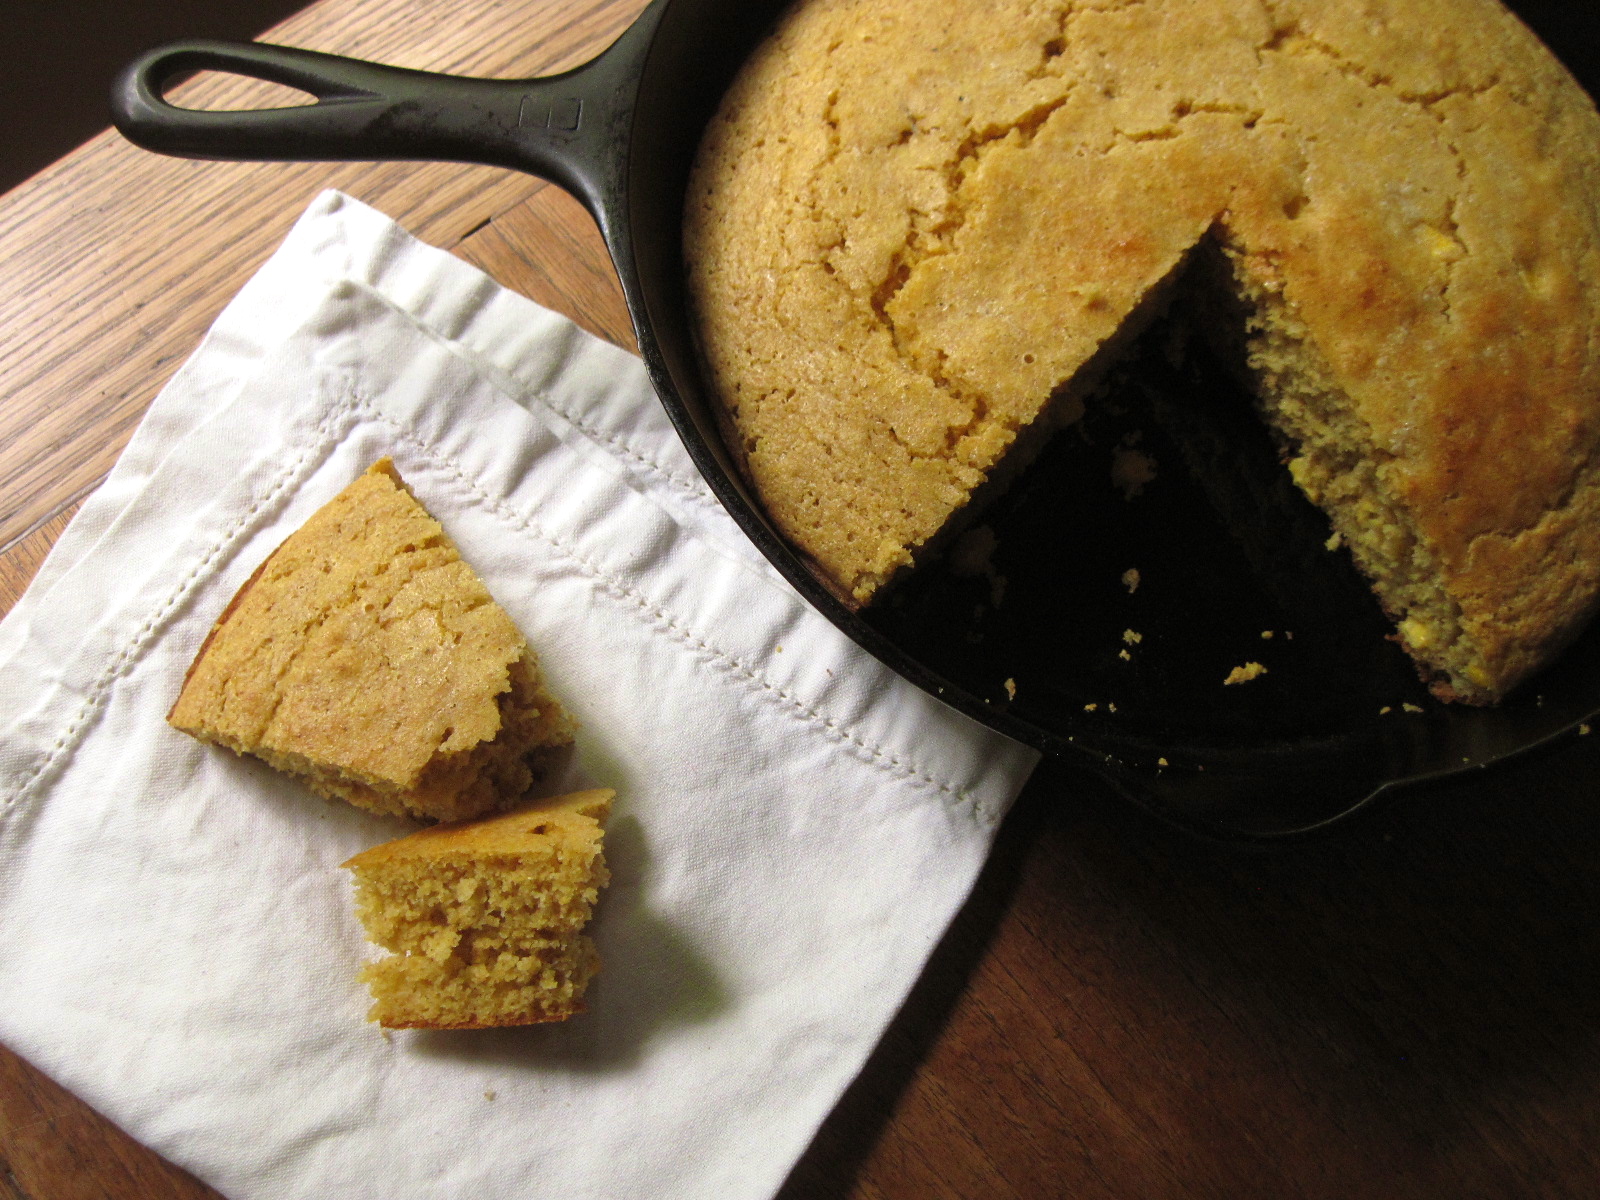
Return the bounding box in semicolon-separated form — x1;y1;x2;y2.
1123;629;1143;645
1003;677;1017;700
344;789;613;1029
1111;446;1158;500
1121;569;1141;594
168;460;574;822
1402;703;1424;714
1119;649;1131;662
1224;662;1268;686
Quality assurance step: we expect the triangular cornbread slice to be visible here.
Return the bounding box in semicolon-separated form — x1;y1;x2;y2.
169;460;574;821
343;789;613;1029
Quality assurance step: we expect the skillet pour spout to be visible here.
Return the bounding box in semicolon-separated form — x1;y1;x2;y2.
110;0;1600;840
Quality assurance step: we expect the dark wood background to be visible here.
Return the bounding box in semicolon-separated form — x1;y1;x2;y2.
3;3;304;193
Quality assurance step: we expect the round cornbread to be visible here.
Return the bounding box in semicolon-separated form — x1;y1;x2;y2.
684;0;1600;703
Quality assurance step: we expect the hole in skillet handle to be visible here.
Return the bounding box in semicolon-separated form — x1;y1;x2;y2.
139;53;320;115
171;76;320;113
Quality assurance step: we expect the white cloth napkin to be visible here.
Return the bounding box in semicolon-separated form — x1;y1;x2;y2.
0;191;1037;1200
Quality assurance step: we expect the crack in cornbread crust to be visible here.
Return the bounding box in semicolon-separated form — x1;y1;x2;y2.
169;461;575;820
685;0;1600;701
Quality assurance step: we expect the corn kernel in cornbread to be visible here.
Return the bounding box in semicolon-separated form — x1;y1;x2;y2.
343;789;613;1029
169;459;574;821
686;0;1600;702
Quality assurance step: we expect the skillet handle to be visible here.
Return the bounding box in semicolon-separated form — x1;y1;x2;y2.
111;38;634;219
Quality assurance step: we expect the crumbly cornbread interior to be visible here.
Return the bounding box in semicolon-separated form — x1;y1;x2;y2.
344;789;613;1029
168;459;574;820
685;0;1600;702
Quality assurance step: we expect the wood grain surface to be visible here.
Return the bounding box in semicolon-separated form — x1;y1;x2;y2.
4;0;1600;1197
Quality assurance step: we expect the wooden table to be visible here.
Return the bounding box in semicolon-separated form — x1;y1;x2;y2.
4;1;1600;1197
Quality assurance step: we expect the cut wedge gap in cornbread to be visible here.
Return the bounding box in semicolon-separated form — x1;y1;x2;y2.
343;788;613;1029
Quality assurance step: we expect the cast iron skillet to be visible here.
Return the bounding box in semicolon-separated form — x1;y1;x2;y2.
111;0;1600;840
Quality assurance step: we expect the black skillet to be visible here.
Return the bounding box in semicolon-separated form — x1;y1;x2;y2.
111;0;1600;840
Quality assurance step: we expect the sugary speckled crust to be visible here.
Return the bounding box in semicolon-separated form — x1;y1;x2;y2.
169;459;575;818
685;0;1600;701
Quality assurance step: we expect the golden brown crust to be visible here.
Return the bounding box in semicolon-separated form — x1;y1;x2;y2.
367;1004;584;1031
686;0;1600;701
341;788;614;868
169;459;575;816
